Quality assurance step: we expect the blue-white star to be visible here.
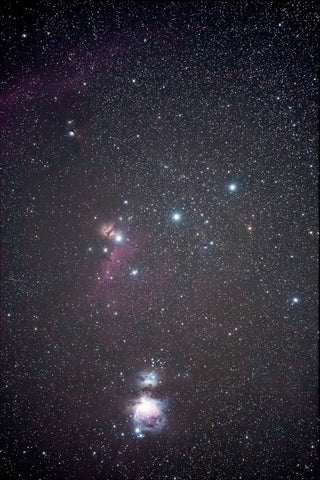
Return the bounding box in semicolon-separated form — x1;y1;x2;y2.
172;212;182;222
228;183;237;192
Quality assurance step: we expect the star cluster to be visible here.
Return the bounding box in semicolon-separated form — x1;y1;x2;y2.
1;2;319;480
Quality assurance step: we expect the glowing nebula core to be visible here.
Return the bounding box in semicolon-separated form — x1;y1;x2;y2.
133;397;166;435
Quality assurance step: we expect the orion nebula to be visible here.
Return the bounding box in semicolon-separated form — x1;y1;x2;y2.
133;397;166;437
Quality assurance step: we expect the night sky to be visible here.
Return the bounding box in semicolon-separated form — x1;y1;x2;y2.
1;1;319;479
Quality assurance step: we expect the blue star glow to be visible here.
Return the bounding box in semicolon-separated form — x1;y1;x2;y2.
172;212;182;222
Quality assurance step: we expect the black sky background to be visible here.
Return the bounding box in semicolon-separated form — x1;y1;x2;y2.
1;1;319;479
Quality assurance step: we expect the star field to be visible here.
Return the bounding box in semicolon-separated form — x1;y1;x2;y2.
1;1;319;479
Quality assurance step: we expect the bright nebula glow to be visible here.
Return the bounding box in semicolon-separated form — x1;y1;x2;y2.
137;371;158;387
99;222;116;239
228;183;237;191
133;397;166;435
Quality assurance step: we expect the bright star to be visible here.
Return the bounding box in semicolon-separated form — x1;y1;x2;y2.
103;247;108;253
172;212;181;221
130;269;138;276
228;183;237;191
292;297;299;304
115;234;123;243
